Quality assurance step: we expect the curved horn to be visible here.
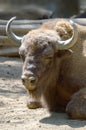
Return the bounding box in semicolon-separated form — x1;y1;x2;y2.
57;20;78;50
6;17;22;44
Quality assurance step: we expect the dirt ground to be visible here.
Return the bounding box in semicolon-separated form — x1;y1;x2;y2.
0;57;86;130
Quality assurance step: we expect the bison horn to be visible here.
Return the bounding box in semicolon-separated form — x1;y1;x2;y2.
6;17;22;44
57;20;78;50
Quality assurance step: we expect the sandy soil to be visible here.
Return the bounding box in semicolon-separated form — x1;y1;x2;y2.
0;57;86;130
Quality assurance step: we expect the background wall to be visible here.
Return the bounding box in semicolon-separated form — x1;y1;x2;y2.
0;0;85;19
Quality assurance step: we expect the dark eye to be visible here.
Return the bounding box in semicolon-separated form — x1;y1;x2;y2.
19;46;26;62
43;56;53;65
45;56;53;60
20;54;25;62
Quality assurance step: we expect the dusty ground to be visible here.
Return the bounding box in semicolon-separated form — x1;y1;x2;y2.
0;57;86;130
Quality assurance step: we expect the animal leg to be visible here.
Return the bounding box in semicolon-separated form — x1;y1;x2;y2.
66;88;86;119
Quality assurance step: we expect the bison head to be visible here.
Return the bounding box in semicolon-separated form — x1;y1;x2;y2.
6;17;78;92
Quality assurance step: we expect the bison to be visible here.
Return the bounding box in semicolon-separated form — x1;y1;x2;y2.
6;17;86;119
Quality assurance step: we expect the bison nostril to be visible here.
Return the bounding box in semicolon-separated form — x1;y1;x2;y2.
29;77;36;84
22;78;25;84
21;76;26;84
30;79;36;84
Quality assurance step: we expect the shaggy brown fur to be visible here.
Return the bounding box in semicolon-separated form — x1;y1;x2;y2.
18;20;86;119
42;19;73;40
20;20;86;119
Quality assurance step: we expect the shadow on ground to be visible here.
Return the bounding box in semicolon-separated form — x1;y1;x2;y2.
40;112;86;128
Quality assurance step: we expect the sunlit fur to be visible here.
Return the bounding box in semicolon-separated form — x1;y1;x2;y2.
19;20;86;119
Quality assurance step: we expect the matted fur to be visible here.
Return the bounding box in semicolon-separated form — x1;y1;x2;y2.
19;20;86;119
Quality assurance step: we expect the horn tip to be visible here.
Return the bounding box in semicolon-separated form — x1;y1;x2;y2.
6;16;17;32
69;20;74;26
9;16;17;22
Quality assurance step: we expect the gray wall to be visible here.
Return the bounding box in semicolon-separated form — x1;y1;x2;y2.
0;0;85;17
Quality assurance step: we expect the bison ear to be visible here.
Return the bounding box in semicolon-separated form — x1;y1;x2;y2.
55;49;73;58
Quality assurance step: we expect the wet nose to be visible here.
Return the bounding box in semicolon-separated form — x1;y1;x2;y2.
21;75;37;85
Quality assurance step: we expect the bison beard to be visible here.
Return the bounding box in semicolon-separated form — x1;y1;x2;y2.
6;17;86;120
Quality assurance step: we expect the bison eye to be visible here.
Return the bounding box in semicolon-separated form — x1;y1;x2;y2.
45;56;53;60
43;56;53;64
20;54;25;62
